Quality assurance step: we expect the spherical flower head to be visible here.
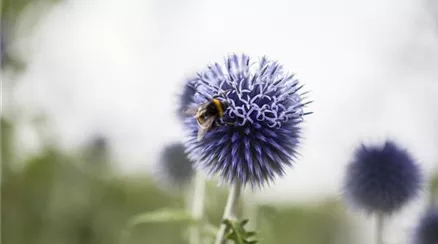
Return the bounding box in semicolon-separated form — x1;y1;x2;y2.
414;208;438;244
181;54;310;187
156;143;194;190
343;140;422;214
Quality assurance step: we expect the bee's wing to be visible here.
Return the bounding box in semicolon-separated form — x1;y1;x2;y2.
184;107;198;116
197;117;215;141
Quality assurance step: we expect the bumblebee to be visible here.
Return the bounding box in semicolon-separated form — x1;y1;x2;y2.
185;97;228;141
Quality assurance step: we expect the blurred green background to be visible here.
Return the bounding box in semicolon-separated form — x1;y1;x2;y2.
2;0;438;243
1;117;355;244
1;1;354;243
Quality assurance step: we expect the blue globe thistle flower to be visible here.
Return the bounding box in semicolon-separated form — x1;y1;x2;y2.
343;140;422;214
181;54;310;187
156;143;194;189
414;208;438;244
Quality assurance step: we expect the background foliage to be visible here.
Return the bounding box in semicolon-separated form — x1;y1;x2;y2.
2;0;437;243
1;117;355;244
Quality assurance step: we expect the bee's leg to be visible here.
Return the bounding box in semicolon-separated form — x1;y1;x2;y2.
219;120;234;126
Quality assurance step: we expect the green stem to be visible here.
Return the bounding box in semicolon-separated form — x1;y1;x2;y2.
376;213;384;244
242;192;258;230
189;171;206;244
214;181;242;244
429;172;438;208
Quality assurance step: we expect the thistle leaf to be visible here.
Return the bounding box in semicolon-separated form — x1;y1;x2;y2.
223;218;258;244
127;208;195;228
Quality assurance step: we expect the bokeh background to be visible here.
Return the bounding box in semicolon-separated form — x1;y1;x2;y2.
2;0;438;243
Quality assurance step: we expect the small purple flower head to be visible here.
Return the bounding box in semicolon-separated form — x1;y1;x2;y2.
343;140;422;214
181;54;310;187
414;208;438;244
156;143;194;189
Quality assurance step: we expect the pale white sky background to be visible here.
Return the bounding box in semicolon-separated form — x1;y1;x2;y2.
5;0;438;242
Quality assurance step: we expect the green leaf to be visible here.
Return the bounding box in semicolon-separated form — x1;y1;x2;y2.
240;219;249;227
223;218;258;244
127;208;195;228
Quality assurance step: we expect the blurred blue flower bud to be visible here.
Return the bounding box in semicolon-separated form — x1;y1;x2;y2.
343;140;422;214
177;79;197;119
157;143;194;189
414;208;438;244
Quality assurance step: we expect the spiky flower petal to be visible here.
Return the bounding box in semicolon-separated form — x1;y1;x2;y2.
343;140;422;214
181;54;310;187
